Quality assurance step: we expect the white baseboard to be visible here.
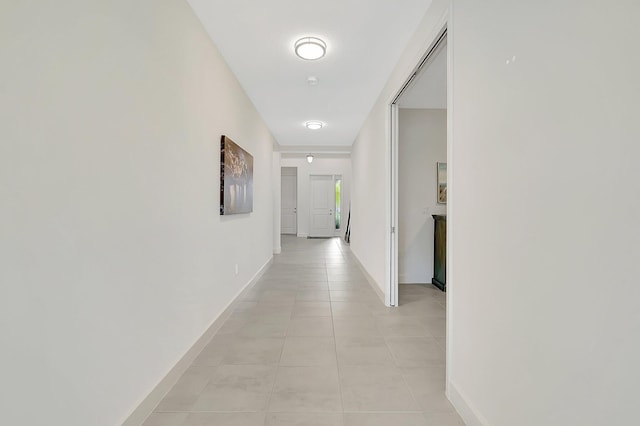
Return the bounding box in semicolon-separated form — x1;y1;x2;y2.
297;233;309;238
273;246;281;254
448;380;489;426
122;256;273;426
350;251;385;305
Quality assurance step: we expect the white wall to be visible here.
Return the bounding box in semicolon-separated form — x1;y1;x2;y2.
351;0;449;294
0;2;275;425
280;156;351;238
398;109;446;283
448;1;640;425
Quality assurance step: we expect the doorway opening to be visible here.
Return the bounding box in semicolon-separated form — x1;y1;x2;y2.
281;167;297;235
335;175;342;231
386;22;452;408
389;29;447;307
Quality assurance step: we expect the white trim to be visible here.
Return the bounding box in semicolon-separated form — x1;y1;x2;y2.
273;246;282;254
448;381;490;426
122;256;273;426
442;3;454;405
280;150;351;156
390;103;399;307
382;84;396;308
278;145;351;155
297;233;309;238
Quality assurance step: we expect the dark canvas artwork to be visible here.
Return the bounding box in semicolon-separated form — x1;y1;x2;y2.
220;135;253;215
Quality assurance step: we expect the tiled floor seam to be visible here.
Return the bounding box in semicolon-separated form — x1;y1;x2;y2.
328;256;347;417
262;298;290;417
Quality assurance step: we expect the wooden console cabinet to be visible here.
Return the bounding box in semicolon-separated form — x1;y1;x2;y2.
432;215;446;291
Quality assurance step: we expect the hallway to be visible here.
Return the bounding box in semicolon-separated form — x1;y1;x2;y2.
143;236;463;425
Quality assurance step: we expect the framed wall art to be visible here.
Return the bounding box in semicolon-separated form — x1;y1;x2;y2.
220;135;253;215
437;162;447;204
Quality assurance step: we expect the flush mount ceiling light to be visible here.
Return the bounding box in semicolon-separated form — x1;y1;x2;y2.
295;37;327;60
306;154;314;163
305;121;324;130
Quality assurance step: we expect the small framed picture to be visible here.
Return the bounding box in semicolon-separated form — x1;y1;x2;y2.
437;162;447;204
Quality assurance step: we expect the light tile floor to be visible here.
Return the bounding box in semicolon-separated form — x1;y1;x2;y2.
143;236;464;426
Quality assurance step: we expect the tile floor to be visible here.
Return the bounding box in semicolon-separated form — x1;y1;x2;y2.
143;236;464;426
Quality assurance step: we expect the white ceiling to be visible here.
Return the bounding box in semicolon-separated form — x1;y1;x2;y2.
187;0;434;148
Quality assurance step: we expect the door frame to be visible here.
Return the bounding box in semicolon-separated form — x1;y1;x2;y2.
388;103;399;307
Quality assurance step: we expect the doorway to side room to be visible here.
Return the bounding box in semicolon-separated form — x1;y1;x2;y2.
389;30;448;307
387;25;451;412
281;167;297;235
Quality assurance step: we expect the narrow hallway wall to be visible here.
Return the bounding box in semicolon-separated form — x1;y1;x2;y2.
0;1;276;424
448;1;640;424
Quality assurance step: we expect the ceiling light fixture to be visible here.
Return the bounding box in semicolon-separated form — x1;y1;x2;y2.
305;121;324;130
306;154;314;164
295;37;327;60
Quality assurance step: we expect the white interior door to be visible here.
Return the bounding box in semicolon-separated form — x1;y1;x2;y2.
309;175;335;238
281;168;297;235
